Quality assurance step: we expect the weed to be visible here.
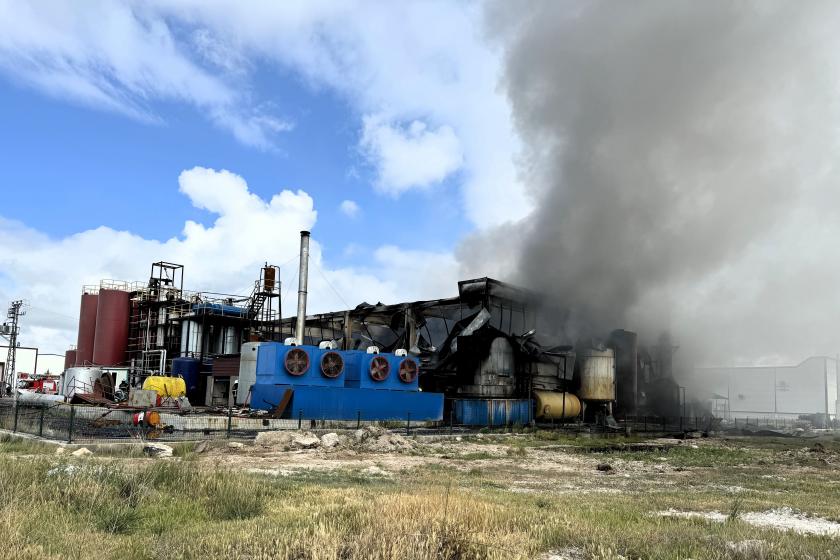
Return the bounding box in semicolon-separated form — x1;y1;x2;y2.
203;473;265;520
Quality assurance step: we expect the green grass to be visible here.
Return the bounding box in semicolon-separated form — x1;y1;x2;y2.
1;435;840;559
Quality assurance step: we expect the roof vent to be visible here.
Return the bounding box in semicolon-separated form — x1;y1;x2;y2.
319;340;338;350
366;346;380;354
394;348;408;357
284;337;298;346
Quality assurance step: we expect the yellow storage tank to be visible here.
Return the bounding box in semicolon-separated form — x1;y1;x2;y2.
534;391;581;420
142;376;187;398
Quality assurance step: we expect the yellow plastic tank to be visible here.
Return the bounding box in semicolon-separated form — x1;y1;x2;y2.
142;376;187;398
534;391;581;420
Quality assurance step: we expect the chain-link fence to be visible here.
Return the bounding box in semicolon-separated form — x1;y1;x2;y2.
0;399;749;445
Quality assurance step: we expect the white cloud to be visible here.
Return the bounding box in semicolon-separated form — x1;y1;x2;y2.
0;1;532;227
0;168;458;353
360;117;463;194
0;1;289;148
339;200;360;218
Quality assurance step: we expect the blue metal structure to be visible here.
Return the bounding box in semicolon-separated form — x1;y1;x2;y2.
251;384;444;421
191;302;248;317
255;343;345;388
343;350;396;390
452;399;533;426
251;345;442;420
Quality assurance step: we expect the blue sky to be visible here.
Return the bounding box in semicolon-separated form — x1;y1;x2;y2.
0;1;532;352
0;62;469;264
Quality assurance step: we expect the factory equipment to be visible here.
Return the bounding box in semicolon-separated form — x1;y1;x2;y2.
534;391;581;420
75;292;98;366
92;288;130;366
578;348;616;402
235;342;263;405
250;231;444;421
172;357;201;401
142;376;186;399
63;366;102;398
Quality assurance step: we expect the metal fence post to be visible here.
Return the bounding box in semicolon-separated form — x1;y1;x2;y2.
226;407;232;439
68;406;75;444
643;416;647;432
449;408;454;436
12;402;19;433
39;407;45;437
679;415;683;432
298;410;302;430
406;412;411;436
356;410;361;429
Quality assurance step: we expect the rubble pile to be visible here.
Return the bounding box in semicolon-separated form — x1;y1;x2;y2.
252;426;416;454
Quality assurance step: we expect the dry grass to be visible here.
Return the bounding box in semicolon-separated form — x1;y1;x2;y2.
0;434;839;559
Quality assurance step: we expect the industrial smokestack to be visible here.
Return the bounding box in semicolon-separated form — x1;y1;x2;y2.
295;230;311;345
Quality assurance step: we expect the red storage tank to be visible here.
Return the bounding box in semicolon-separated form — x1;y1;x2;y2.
92;289;130;366
75;293;98;366
64;350;77;371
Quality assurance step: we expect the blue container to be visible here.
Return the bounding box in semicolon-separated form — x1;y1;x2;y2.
256;343;344;387
172;357;201;400
191;303;248;317
343;351;395;390
453;399;533;426
251;384;444;421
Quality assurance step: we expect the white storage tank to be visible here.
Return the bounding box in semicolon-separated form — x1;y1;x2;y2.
235;342;263;405
63;367;102;398
578;348;616;402
180;320;203;356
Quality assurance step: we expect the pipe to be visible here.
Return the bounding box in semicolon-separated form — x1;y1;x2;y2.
295;231;311;345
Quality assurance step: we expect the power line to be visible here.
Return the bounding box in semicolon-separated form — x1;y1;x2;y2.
313;260;351;310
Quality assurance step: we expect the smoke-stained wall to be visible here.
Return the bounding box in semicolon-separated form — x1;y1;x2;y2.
460;1;840;365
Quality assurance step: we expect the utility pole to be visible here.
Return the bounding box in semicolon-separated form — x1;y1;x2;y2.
2;300;26;399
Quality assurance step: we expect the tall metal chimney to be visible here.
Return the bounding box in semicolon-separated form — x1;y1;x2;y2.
295;231;311;345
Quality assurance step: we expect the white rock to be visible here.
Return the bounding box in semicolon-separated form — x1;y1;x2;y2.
255;431;293;449
143;443;174;458
71;447;92;457
320;433;341;449
55;446;66;455
227;441;244;449
291;432;320;449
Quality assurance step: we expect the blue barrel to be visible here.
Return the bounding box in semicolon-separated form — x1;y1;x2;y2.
172;357;201;400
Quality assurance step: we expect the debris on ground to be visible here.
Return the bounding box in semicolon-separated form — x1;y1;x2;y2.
143;443;174;458
538;547;586;560
596;463;613;473
726;540;769;555
195;440;210;454
227;442;244;449
71;447;92;457
320;432;342;449
253;427;415;454
361;465;392;477
656;508;840;536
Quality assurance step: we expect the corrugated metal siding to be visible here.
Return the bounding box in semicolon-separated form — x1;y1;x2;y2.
212;356;241;377
453;399;532;426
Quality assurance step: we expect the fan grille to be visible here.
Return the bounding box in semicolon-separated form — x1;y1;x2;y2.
320;351;344;378
284;348;310;376
369;356;391;381
398;358;418;383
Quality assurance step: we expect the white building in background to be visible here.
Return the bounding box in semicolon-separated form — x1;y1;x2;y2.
0;345;65;381
696;357;839;421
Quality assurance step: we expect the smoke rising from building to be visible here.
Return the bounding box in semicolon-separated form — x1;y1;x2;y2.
461;0;840;365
